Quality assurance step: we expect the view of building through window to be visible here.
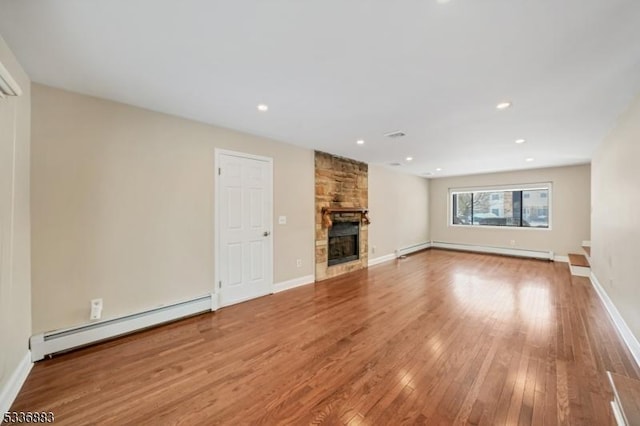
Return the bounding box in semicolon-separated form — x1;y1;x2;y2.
452;187;550;228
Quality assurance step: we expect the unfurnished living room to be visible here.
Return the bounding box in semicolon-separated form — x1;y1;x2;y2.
1;1;640;425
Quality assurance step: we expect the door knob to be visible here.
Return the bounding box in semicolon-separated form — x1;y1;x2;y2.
263;231;271;237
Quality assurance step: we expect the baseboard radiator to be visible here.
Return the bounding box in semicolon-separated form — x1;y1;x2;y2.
30;294;215;362
431;241;553;260
396;242;432;258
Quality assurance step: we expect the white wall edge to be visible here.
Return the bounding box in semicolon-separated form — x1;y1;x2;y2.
0;351;33;415
396;242;431;257
0;60;24;96
273;275;315;293
431;241;553;260
590;272;640;369
554;255;569;263
368;253;396;266
30;294;214;362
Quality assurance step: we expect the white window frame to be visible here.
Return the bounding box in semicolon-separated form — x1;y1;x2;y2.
448;182;553;231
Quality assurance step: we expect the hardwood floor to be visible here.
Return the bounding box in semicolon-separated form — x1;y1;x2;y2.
12;249;640;425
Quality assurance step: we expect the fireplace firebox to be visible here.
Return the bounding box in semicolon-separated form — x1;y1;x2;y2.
328;221;360;266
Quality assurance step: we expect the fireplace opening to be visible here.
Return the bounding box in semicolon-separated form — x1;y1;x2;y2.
328;221;360;266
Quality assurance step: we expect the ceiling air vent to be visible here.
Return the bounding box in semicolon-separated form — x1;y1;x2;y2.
384;131;406;139
0;61;22;98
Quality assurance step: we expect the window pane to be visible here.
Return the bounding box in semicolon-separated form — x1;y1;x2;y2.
451;186;550;229
472;191;520;226
522;189;549;227
453;193;472;225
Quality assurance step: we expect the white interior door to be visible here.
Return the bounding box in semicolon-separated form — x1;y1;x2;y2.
217;152;273;307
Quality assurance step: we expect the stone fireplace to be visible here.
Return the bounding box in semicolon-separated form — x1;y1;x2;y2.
315;151;368;281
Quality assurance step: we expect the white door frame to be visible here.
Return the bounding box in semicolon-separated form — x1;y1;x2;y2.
213;148;274;309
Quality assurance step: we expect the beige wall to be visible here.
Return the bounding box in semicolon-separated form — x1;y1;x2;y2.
368;165;430;258
31;84;314;333
0;37;31;401
592;93;640;342
429;165;590;256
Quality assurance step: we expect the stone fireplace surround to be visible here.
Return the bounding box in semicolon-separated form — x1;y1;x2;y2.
315;151;368;281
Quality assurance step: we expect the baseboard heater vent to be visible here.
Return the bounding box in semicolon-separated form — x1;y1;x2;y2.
431;242;553;260
30;294;215;362
396;242;432;258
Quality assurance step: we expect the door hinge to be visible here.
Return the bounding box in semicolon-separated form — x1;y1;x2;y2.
218;167;221;175
218;281;222;289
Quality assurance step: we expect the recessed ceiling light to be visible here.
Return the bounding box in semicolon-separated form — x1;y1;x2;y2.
437;0;451;3
356;139;365;145
496;101;512;110
525;158;535;162
257;104;269;112
423;172;434;176
405;156;413;162
436;168;442;171
515;139;526;144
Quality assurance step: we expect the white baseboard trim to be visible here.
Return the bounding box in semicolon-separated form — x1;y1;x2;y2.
610;400;625;426
554;255;569;263
368;253;396;266
570;264;591;277
431;241;553;260
590;272;640;369
30;294;215;362
608;372;628;426
396;242;431;258
368;242;432;267
273;275;315;293
0;351;33;416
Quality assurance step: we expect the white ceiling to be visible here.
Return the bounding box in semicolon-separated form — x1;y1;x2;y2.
1;0;640;177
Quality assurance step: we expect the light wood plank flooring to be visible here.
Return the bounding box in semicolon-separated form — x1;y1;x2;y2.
12;249;640;425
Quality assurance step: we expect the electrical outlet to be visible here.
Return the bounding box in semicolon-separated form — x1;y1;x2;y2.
90;298;103;320
510;240;516;246
278;216;287;225
296;259;302;268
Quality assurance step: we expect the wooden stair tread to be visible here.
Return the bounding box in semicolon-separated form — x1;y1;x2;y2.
583;246;591;256
568;253;590;267
608;372;640;426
